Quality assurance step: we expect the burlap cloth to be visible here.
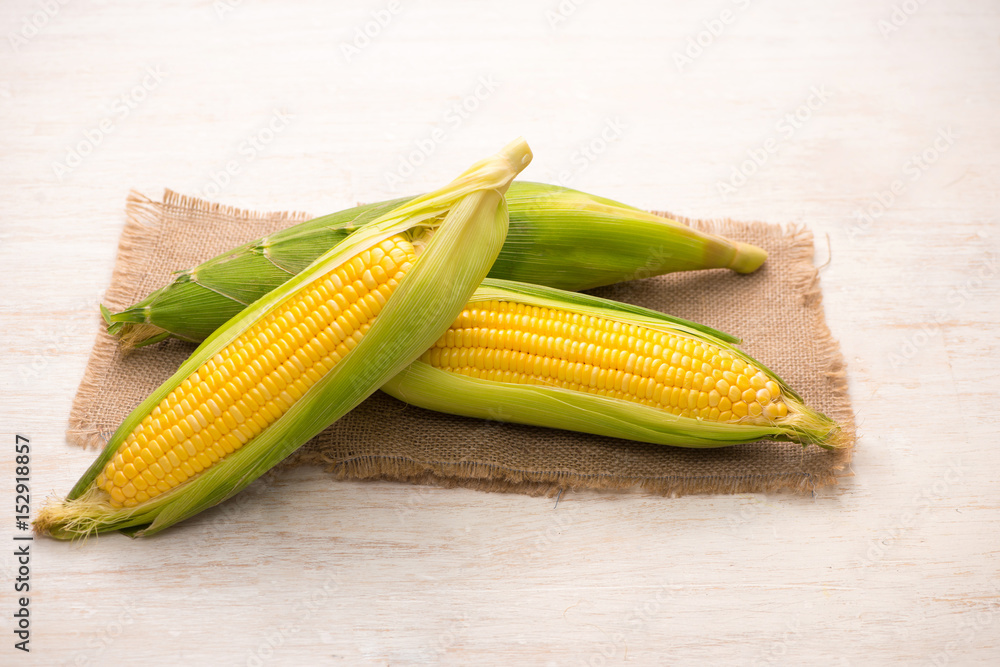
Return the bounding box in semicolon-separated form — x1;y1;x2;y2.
67;190;854;497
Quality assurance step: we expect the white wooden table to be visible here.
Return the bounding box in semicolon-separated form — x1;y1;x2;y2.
2;1;998;664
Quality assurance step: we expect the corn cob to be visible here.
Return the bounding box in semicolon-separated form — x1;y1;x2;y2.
105;182;767;347
35;138;533;539
382;279;839;448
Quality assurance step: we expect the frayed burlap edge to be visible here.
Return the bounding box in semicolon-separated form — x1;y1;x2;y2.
66;191;855;498
294;452;830;498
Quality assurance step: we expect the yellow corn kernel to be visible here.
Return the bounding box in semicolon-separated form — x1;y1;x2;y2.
419;301;792;426
97;236;418;507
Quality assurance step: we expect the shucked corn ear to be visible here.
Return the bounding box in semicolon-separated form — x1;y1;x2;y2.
105;181;767;347
35;138;533;539
382;279;839;448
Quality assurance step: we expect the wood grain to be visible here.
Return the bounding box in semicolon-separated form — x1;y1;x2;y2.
1;0;998;664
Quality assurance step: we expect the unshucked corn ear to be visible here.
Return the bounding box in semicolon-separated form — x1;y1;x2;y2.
35;138;533;539
496;182;766;288
382;279;839;448
105;182;767;347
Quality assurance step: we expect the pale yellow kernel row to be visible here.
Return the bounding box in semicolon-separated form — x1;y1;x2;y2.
423;303;789;425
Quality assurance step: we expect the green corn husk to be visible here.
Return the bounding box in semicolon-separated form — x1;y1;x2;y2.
106;182;767;347
382;279;840;448
35;138;533;539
